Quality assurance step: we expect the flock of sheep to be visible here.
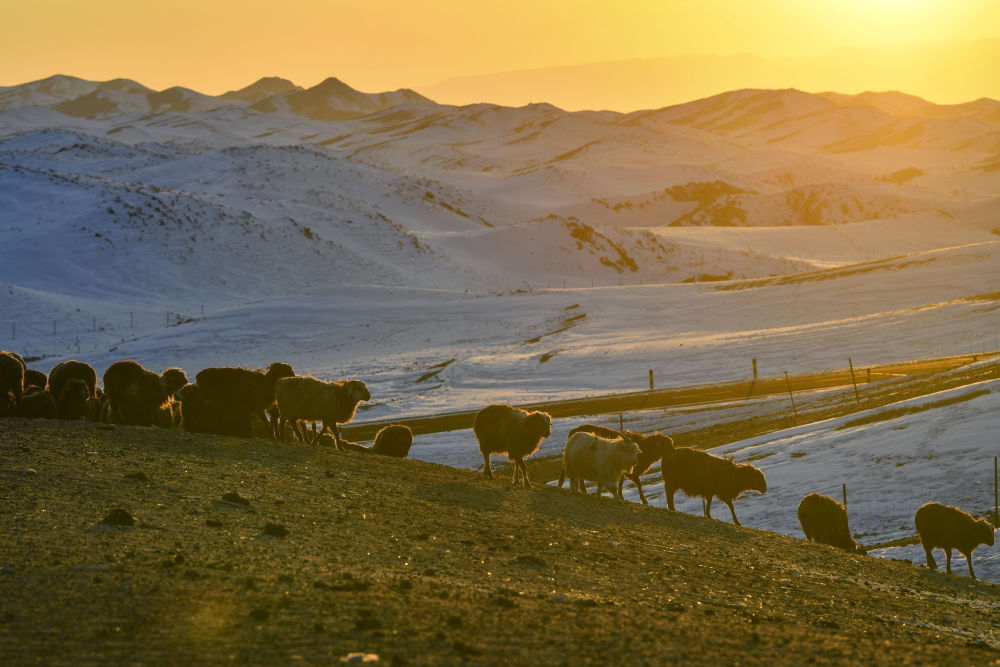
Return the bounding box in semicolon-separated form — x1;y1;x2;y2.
1;350;995;580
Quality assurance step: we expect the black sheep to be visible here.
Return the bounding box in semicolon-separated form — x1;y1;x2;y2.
193;362;294;438
915;502;995;580
473;404;551;487
372;424;414;458
48;360;98;400
103;360;188;426
661;447;766;526
0;350;25;417
798;492;865;553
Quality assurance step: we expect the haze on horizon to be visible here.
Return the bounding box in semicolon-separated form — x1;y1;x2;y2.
3;0;1000;110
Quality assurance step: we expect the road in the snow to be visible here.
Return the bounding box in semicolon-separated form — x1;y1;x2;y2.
343;351;997;441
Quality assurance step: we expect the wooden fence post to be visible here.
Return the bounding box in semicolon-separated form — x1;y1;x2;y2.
848;358;860;404
649;370;654;391
784;371;798;416
752;358;757;379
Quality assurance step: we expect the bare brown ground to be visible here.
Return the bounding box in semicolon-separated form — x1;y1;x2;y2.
2;359;1000;665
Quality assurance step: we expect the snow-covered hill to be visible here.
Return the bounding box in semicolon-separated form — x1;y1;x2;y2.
0;74;997;412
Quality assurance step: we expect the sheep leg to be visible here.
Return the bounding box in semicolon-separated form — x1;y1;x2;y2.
310;421;320;445
634;477;649;506
515;457;530;487
333;424;345;451
703;496;713;519
267;406;280;439
725;499;741;526
557;467;566;488
482;452;495;479
924;546;937;571
964;551;976;580
665;488;676;511
945;549;953;575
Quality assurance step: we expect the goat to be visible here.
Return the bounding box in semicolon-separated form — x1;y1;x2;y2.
559;430;641;502
566;423;675;504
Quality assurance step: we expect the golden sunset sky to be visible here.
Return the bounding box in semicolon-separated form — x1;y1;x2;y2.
3;0;999;109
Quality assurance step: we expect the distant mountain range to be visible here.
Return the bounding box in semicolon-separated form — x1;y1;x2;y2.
0;74;435;121
417;39;1000;111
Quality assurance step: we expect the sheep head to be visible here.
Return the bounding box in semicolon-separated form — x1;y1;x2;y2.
344;379;371;403
616;437;641;471
976;518;996;547
526;411;551;439
738;463;767;494
161;368;189;396
644;433;676;460
265;362;295;383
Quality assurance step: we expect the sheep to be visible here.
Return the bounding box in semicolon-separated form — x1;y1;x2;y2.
371;424;414;458
179;383;250;435
473;404;552;488
661;447;767;526
559;430;641;502
102;360;188;427
84;388;106;422
24;369;47;391
193;362;295;438
56;377;91;420
566;424;675;504
16;387;57;419
48;360;98;400
914;502;995;580
274;376;370;449
0;350;25;417
797;493;865;554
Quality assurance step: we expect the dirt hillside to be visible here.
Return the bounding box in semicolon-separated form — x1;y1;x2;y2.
2;414;1000;665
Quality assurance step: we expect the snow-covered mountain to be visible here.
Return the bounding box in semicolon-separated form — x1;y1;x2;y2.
220;76;302;103
0;74;997;404
250;77;434;120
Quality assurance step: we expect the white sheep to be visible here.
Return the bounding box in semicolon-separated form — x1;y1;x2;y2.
559;431;641;502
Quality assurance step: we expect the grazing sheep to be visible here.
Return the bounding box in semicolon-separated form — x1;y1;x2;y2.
16;387;57;419
567;424;675;504
914;502;995;580
661;447;767;526
193;362;295;438
559;431;641;502
798;493;865;554
102;360;188;426
473;404;552;488
48;360;98;399
179;383;249;435
84;388;106;422
372;424;414;458
0;350;25;417
56;377;91;420
275;376;370;449
24;369;47;391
